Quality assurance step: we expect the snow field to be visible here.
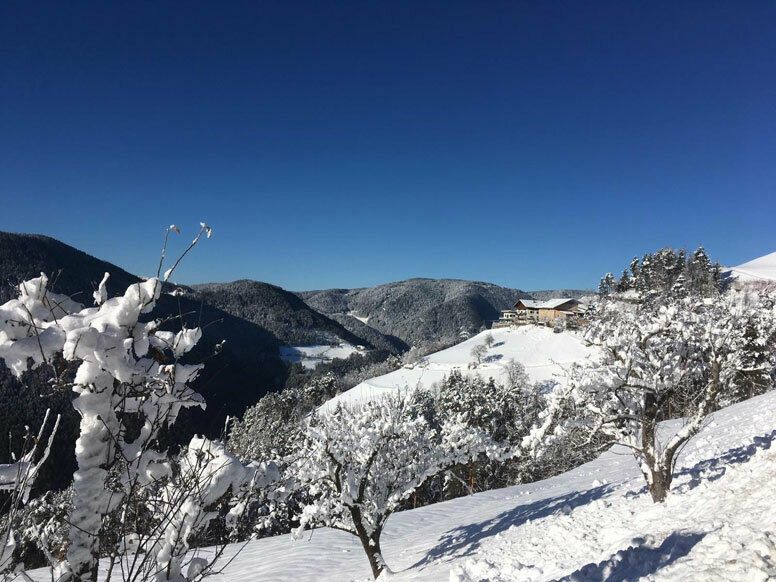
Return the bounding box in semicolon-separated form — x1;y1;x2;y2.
279;343;365;369
322;327;597;411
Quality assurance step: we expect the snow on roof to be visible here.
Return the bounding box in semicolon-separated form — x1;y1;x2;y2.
516;298;579;309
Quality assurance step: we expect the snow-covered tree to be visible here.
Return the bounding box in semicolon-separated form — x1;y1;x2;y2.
287;394;504;578
434;363;542;496
555;291;775;502
611;246;722;302
723;309;775;405
616;269;632;292
598;272;616;296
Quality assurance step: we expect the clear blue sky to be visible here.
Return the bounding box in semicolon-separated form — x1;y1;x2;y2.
2;1;775;291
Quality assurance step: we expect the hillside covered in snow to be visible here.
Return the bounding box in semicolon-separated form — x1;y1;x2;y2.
165;386;776;581
727;250;776;283
321;326;597;411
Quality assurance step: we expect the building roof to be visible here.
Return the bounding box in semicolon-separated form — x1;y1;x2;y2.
515;298;579;310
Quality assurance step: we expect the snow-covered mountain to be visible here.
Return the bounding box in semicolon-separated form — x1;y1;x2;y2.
322;326;597;411
726;250;776;282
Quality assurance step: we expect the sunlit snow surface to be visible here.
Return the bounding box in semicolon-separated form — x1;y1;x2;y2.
322;326;596;411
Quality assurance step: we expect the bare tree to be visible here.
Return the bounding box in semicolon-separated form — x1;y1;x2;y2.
470;344;487;367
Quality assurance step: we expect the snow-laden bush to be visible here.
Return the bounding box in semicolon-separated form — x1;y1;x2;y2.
286;393;507;579
545;290;776;502
0;225;278;581
433;365;537;497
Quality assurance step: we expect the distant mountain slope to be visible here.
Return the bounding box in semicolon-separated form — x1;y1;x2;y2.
189;280;380;348
726;251;776;282
325;313;408;353
526;289;593;301
299;278;531;347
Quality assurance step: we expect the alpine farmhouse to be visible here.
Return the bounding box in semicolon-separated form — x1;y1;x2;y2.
493;298;586;328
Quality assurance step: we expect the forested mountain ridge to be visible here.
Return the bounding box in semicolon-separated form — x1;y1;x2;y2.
189;280;403;352
299;278;533;347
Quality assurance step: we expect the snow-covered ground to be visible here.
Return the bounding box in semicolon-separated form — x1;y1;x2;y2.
322;327;596;411
727;250;776;282
279;343;364;369
198;389;776;581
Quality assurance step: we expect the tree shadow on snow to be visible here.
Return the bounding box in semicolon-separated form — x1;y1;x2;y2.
557;531;705;582
674;428;776;493
412;485;613;570
620;429;776;500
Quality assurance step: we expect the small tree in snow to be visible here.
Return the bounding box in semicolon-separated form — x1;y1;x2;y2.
483;333;495;349
286;394;503;579
470;344;487;367
555;291;775;502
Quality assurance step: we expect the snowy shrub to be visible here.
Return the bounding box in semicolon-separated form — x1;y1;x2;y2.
6;487;72;570
0;224;278;581
286;393;505;579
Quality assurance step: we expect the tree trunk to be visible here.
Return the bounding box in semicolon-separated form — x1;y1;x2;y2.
354;529;384;579
641;392;673;503
648;466;671;503
350;507;385;579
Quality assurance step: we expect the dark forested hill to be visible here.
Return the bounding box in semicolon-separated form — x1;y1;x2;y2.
188;280;388;349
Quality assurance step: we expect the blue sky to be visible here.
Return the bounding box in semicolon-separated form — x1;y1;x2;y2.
2;1;775;291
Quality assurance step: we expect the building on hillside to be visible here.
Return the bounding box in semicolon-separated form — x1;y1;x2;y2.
493;298;586;328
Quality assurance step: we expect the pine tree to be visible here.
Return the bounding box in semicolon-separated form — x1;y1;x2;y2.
671;273;688;299
727;319;774;403
688;246;717;296
598;272;616;295
629;256;640;282
616;269;632;292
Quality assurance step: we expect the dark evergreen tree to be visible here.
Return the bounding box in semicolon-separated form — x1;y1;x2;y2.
616;269;632;292
728;319;773;403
